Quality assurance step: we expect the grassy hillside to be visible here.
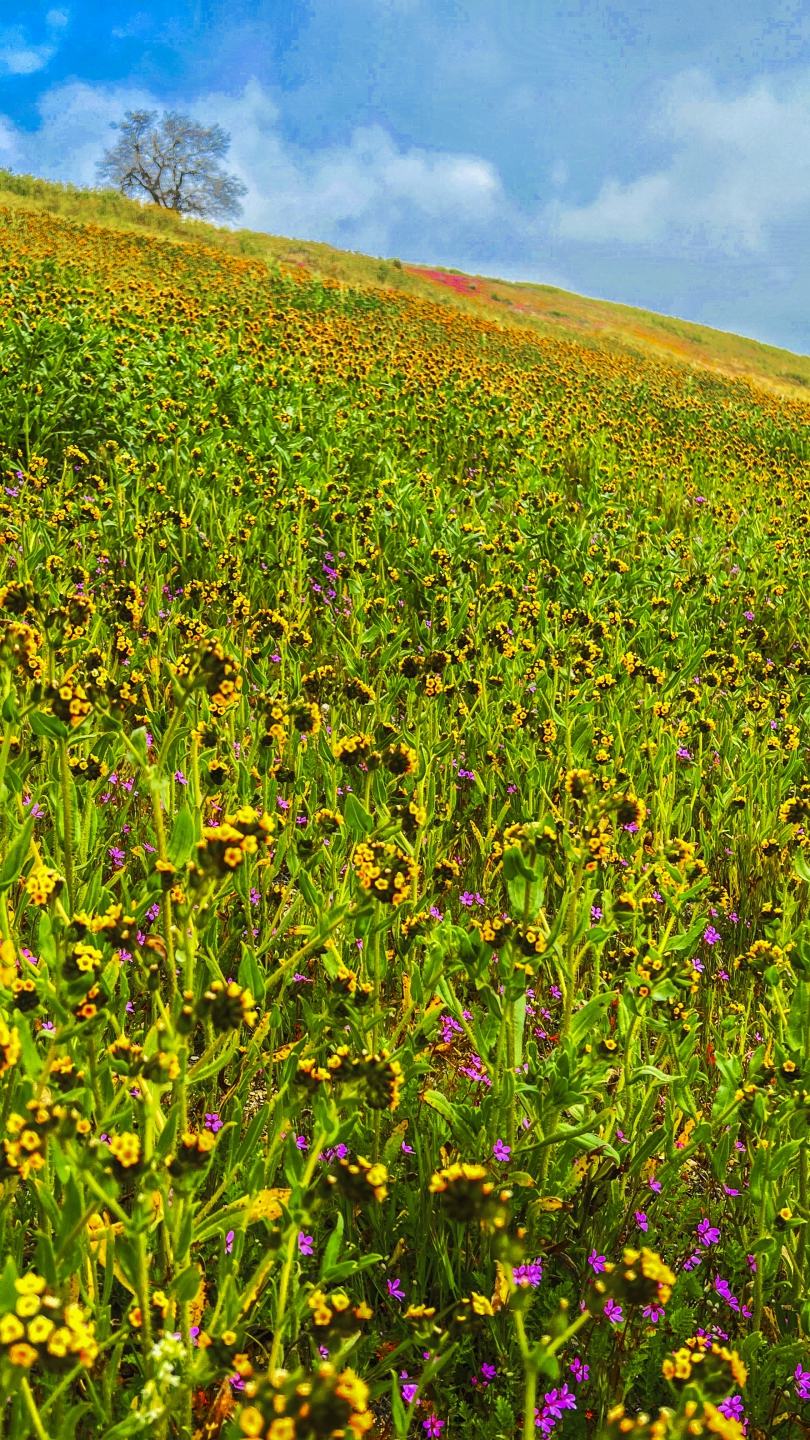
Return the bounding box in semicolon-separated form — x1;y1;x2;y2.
3;166;810;399
0;192;809;1438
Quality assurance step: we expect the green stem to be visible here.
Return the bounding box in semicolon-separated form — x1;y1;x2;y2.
58;737;75;913
752;1181;768;1333
151;789;177;998
20;1378;49;1440
0;721;14;805
78;783;94;865
268;1133;325;1370
797;979;810;1299
135;1224;154;1371
514;1310;537;1440
561;860;585;1040
506;997;516;1151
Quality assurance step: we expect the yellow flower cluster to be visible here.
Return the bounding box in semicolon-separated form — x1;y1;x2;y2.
0;1273;97;1371
240;1364;373;1440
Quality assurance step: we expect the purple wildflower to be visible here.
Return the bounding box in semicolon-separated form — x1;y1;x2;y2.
542;1386;577;1421
513;1259;543;1289
719;1398;745;1422
698;1218;720;1246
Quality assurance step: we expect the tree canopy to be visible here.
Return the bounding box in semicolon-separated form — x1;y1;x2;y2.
96;110;247;220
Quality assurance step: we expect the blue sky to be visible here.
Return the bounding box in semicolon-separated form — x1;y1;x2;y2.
3;2;810;351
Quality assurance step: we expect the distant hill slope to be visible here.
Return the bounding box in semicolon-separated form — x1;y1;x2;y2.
2;166;809;400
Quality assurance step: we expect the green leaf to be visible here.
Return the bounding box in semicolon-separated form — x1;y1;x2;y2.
51;1134;70;1180
0;1257;18;1315
297;868;323;909
317;729;335;768
513;992;527;1069
650;979;680;1003
714;1053;741;1088
344;792;373;836
129;726;148;766
502;846;537;882
16;1016;40;1081
172;1264;203;1302
586;923;615;944
422;1090;477;1148
1;764;22;796
710;1128;732;1182
238;943;266;1004
168;803;195;867
796;852;810;884
29;711;69;739
505;873;543;917
320;1213;345;1278
390;1372;408;1439
188;1033;239;1085
570;992;612;1046
55;1174;83;1258
317;1254;382;1284
627;1126;667;1177
788;983;807;1049
35;1233;58;1288
0;815;33;890
630;1065;675;1084
154;1104;180;1163
536;1350;562;1381
56;1401;94;1440
768;1140;801;1181
561;1130;620;1161
665;917;708;953
237;1102;271;1167
100;1414;149;1440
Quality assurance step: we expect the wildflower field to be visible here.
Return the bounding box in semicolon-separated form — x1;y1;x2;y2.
1;199;810;1440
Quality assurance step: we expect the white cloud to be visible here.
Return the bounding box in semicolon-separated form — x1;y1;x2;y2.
554;70;810;255
0;77;508;261
0;37;54;76
111;14;152;41
0;81;155;184
213;80;502;252
0;11;70;77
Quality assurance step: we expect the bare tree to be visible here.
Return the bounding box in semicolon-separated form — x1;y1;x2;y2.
97;110;248;220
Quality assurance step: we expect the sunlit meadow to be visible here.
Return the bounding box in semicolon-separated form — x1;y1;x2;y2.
0;200;807;1439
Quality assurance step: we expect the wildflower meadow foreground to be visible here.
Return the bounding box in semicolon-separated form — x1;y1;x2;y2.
0;200;808;1439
